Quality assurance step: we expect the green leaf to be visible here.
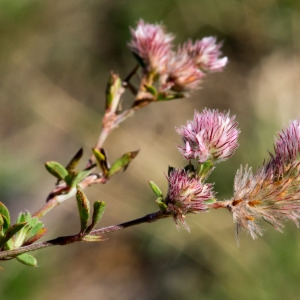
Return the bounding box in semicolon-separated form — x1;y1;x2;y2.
45;161;68;181
16;253;38;267
108;150;139;178
144;84;157;96
156;197;168;213
92;148;109;176
65;170;91;188
91;201;106;227
0;222;27;249
0;214;3;235
0;202;10;232
16;211;31;224
148;181;163;198
65;148;83;173
24;228;47;246
76;186;90;233
27;219;44;239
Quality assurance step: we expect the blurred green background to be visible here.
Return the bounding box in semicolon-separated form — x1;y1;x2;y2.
1;0;300;299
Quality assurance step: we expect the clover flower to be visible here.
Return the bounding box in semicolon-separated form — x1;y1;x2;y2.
128;20;174;75
183;37;228;72
177;109;240;163
228;163;300;240
227;118;300;240
161;49;205;93
165;169;214;230
274;119;300;163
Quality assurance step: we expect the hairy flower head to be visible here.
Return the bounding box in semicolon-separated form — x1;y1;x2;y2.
183;37;228;72
177;109;240;163
228;118;300;241
267;120;300;174
228;163;300;240
166;168;214;230
161;49;205;93
128;20;174;75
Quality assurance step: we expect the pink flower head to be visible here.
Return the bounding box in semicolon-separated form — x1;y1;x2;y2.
166;169;214;230
228;163;300;240
160;49;205;93
128;20;174;75
183;37;228;72
265;119;300;177
274;119;300;162
177;109;240;163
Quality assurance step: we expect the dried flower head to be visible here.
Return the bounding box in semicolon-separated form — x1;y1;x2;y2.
177;109;240;163
228;119;300;241
228;163;300;240
183;37;228;72
128;20;174;75
165;169;214;230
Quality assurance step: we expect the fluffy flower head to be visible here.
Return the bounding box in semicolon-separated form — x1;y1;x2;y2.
228;163;300;240
166;169;214;230
264;119;300;179
228;118;300;240
128;20;174;75
183;37;228;72
177;109;240;163
161;49;205;93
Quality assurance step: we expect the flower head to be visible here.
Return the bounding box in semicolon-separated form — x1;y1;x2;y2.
160;49;205;94
165;168;214;230
128;20;174;75
228;119;300;241
183;37;228;72
228;163;300;240
264;119;300;180
177;109;240;163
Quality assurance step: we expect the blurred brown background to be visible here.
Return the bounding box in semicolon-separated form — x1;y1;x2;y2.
1;0;300;299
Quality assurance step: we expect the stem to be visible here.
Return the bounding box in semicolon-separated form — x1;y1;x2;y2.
33;198;59;219
0;211;168;260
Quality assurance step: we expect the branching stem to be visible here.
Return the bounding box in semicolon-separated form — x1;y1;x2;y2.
0;211;167;260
